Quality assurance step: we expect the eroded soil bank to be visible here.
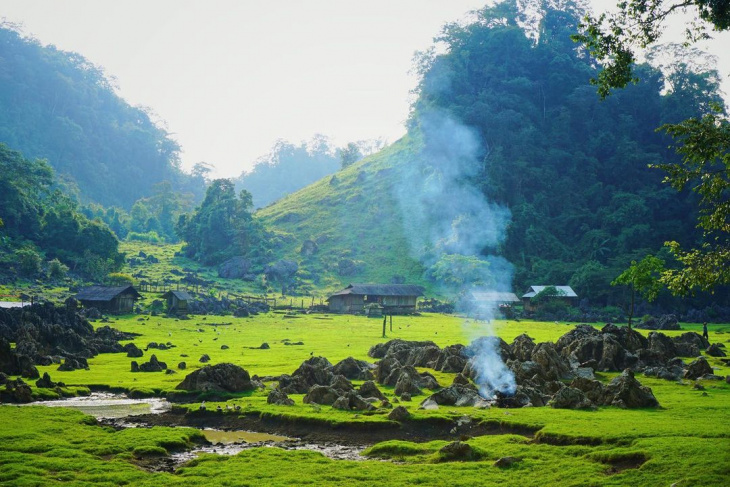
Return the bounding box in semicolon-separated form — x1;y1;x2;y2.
124;408;539;446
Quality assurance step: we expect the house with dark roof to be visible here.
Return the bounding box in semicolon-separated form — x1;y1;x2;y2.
327;283;425;314
162;290;192;314
521;285;577;312
76;285;141;314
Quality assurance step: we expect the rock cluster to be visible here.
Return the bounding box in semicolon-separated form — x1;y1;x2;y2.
373;324;716;410
0;303;134;377
176;363;255;393
271;356;386;411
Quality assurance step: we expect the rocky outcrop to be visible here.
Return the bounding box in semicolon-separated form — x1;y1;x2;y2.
684;357;713;379
0;303;131;375
176;363;254;392
267;389;295;406
136;354;167;372
218;256;254;279
420;385;483;407
706;344;726;357
331;357;375;380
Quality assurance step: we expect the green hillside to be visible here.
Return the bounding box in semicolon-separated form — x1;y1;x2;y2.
0;23;203;208
258;137;427;295
257;1;729;313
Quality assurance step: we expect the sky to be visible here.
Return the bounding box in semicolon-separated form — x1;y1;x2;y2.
2;0;729;177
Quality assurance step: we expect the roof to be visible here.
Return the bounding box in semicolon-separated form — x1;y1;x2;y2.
162;290;192;301
471;291;520;303
522;286;578;299
328;283;425;299
76;285;141;302
0;301;30;309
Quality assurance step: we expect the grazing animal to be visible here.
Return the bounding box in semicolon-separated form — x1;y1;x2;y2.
216;405;222;412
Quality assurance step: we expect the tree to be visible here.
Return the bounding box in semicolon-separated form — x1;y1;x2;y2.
176;179;267;265
572;1;730;99
653;105;730;294
612;255;665;328
338;142;362;169
574;1;730;294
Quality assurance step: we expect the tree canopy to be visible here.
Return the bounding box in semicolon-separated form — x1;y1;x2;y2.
408;0;726;307
176;179;268;265
574;0;730;294
0;143;124;279
0;23;203;208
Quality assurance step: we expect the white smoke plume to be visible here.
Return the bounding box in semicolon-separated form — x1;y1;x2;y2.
393;108;516;398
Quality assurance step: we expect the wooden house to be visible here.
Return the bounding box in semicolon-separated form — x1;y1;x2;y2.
327;284;425;314
162;290;192;313
76;285;141;314
521;285;577;312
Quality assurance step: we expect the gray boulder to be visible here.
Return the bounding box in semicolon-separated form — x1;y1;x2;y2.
706;344;726;357
176;363;254;392
267;389;295;406
303;385;340;405
602;369;660;408
421;385;482;407
684;357;713;379
548;387;594;409
218;256;253;279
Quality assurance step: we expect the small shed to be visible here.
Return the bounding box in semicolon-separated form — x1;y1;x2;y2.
327;284;425;315
162;290;192;313
522;285;577;312
76;285;141;314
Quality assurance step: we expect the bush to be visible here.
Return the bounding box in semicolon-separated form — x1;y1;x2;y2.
127;231;163;243
47;258;69;279
106;272;134;286
15;248;42;276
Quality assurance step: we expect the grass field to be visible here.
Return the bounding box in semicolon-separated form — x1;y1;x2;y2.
1;313;729;486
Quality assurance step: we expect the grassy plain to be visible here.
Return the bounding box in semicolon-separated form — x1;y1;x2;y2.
2;313;729;486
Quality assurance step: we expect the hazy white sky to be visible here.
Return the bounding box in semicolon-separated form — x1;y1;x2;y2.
2;0;728;177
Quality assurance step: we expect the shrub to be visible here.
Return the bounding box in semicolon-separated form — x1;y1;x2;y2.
47;258;69;279
127;231;163;243
15;248;42;276
106;272;134;286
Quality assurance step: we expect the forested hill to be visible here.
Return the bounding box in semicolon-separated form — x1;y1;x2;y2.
259;0;726;309
0;24;201;208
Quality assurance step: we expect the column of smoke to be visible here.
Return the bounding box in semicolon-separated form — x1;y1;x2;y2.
394;108;516;398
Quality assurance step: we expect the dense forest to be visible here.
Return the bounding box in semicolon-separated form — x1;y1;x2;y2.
408;0;726;308
257;0;728;317
0;143;123;280
0;23;204;209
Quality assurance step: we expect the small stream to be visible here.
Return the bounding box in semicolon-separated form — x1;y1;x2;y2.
26;393;368;464
21;392;171;418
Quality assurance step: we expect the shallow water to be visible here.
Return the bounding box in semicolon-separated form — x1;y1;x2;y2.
26;392;171;419
200;428;289;444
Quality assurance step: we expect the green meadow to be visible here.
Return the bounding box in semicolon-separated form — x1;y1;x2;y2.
2;313;729;486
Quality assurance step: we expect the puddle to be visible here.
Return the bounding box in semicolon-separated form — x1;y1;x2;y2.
200;429;289;444
163;427;368;469
170;440;368;467
24;392;171;419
